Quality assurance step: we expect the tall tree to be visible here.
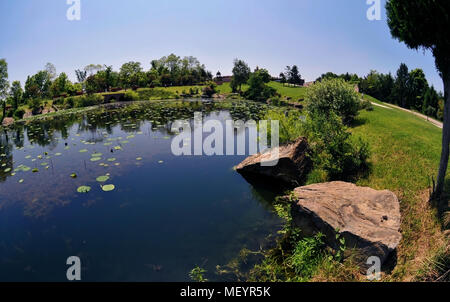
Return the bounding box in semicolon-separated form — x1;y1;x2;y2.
231;59;250;93
119;61;143;89
409;68;429;110
386;0;450;199
75;69;87;83
45;63;57;81
0;59;9;121
286;65;304;85
392;63;410;108
10;81;23;110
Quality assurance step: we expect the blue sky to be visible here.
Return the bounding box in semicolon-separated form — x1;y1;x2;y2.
0;0;443;92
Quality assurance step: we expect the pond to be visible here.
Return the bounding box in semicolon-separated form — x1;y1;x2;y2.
0;100;283;282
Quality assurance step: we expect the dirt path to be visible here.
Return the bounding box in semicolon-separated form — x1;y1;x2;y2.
371;102;443;129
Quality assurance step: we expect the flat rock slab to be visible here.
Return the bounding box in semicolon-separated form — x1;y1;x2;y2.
236;137;312;187
289;181;401;266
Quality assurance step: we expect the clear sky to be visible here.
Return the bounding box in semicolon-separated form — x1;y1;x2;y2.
0;0;443;92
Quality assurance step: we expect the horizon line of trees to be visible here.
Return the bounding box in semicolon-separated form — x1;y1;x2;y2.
0;54;214;118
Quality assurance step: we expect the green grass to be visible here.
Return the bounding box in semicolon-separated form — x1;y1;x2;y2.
267;82;308;101
216;81;307;101
349;102;447;280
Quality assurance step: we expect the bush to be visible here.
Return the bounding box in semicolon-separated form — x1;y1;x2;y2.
123;90;140;102
306;78;361;125
304;112;370;180
13;109;25;120
64;97;75;109
245;69;277;102
6;109;14;118
360;98;374;111
264;109;304;144
202;81;218;98
52;97;65;106
28;98;41;114
74;94;104;108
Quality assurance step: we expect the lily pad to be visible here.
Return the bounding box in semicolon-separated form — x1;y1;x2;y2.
79;149;88;153
136;157;143;161
77;186;91;193
107;158;116;162
32;168;39;173
70;173;77;178
90;157;102;162
4;168;11;173
101;184;115;192
19;179;24;183
96;175;110;183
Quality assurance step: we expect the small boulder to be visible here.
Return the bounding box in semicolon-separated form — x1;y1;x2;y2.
1;117;14;127
288;181;401;267
235;137;312;187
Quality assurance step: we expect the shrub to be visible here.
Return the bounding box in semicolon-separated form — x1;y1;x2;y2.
74;94;103;108
53;97;65;106
267;96;289;107
245;69;277;102
137;88;176;100
306;78;361;125
202;81;217;97
123;90;140;102
304;112;370;180
13;109;25;120
264;109;304;144
28;98;41;114
64;97;75;109
360;98;374;111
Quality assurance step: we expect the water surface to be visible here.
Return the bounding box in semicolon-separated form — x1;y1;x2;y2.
0;100;282;281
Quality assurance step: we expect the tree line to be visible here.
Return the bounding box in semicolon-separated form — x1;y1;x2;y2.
314;65;444;121
0;54;214;120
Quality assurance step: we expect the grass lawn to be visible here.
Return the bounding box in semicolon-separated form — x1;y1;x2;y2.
268;81;308;100
349;103;447;280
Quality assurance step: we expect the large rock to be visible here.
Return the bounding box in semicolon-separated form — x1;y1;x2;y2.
288;181;401;267
235;137;312;187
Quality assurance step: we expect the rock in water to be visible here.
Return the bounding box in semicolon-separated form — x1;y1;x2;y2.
288;181;401;267
235;137;312;187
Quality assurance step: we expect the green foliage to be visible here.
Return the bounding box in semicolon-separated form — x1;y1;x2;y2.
304;112;370;180
27;98;41;114
13;108;25;120
202;81;217;97
123;90;140;102
359;70;394;104
0;59;9;122
24;70;51;99
74;94;103;108
10;81;23;110
282;65;305;86
136;88;177;100
64;97;75;109
288;233;325;278
245;69;277;102
386;0;450;74
231;59;251;93
264;109;304;144
306;78;361;125
189;267;207;282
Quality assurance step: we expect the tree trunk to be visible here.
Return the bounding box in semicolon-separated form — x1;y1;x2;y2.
435;72;450;200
